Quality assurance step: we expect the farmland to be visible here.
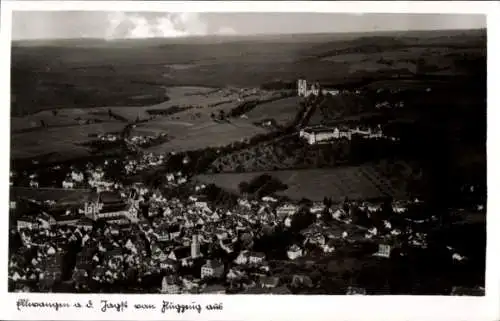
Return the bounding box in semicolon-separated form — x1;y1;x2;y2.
10;187;93;206
10;122;126;160
10;85;283;162
142;119;269;154
195;164;408;202
243;96;302;126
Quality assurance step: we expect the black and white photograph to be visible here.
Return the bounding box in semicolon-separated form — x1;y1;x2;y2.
5;2;493;305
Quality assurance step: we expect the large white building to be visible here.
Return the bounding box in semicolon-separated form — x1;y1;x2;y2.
299;126;351;144
299;125;384;145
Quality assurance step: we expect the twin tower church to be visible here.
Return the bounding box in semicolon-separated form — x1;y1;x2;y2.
297;79;340;97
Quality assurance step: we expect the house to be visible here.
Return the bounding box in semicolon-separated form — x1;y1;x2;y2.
226;267;245;281
160;258;178;271
193;195;209;209
276;204;299;219
75;217;94;231
168;224;181;239
181;276;200;291
37;213;56;229
201;260;225;279
287;244;303;260
161;275;181;294
17;217;39;231
234;251;249;265
373;244;392;258
392;202;407;214
322;240;336;254
152;245;168;262
346;286;367;295
168;246;192;266
261;276;280;288
248;252;266;264
291;275;313;288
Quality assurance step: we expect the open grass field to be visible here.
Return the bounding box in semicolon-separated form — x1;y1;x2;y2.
244;96;302;126
144;119;268;154
195;164;407;202
10;122;126;159
10;187;93;206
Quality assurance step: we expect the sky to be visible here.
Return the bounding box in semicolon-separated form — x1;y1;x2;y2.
11;12;486;40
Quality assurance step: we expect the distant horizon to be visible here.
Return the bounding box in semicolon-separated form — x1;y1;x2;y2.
11;27;487;43
11;12;486;41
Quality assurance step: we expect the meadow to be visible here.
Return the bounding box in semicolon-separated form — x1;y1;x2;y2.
10;187;93;206
244;96;302;127
195;164;407;202
10;122;126;159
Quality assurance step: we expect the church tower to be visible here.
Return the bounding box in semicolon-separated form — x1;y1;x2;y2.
297;79;307;97
191;234;201;259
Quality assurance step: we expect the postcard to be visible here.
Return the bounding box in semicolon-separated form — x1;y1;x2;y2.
0;1;498;321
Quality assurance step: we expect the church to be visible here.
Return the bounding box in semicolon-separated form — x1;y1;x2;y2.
297;79;340;97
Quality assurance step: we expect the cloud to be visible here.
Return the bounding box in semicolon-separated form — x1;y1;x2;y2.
105;12;215;39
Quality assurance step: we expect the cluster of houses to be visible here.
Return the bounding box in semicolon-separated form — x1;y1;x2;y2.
9;138;476;294
98;134;119;142
126;133;168;147
13;166;471;294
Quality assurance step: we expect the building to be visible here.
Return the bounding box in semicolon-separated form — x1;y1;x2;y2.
191;234;201;259
373;244;392;258
234;251;249;265
346;286;367;295
84;191;131;221
297;79;339;97
17;217;39;231
248;252;266;264
75;217;94;231
276;204;299;219
161;276;181;294
299;126;351;144
37;213;56;229
287;244;303;260
201;260;225;279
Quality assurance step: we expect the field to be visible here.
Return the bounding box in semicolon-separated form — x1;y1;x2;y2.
10;85;284;161
195;164;407;202
144;119;268;154
10;122;126;159
244;96;302;126
10;187;93;206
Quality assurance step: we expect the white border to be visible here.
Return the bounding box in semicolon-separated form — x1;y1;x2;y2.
1;1;498;321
